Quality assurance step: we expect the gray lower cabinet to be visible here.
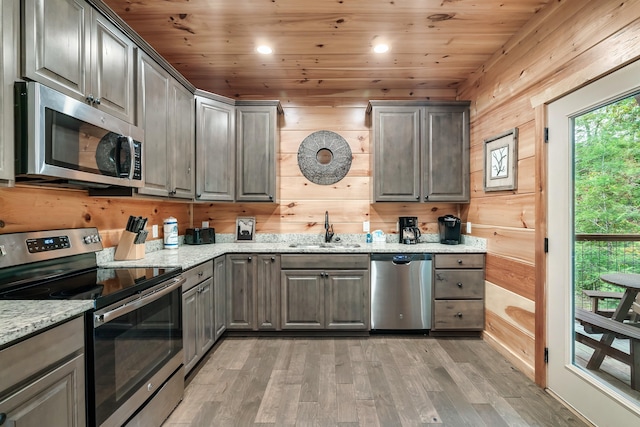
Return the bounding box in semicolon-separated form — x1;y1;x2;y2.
23;0;136;123
0;317;86;427
213;255;227;340
182;261;214;375
137;50;194;199
195;92;236;201
280;255;370;330
432;254;485;332
369;100;470;203
226;254;280;331
0;0;18;183
235;101;281;202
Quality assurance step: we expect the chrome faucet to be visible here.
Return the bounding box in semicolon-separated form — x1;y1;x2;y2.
324;211;334;243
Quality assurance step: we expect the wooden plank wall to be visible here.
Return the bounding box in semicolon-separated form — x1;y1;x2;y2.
193;103;462;239
0;186;192;248
457;0;640;385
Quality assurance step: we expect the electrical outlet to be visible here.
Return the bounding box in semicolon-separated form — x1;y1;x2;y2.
202;221;209;228
363;221;370;232
152;224;159;238
466;222;472;233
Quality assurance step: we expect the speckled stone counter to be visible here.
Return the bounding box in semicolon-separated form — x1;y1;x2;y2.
100;237;486;271
0;300;94;348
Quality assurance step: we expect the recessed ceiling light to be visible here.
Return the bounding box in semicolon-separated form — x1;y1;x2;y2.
373;44;389;53
257;45;273;54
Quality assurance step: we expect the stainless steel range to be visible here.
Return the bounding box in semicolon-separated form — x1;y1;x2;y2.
0;228;184;427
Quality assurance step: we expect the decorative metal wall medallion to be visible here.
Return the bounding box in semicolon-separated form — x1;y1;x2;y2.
297;130;352;185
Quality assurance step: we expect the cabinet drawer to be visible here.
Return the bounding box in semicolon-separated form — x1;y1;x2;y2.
281;254;369;270
433;300;484;330
182;261;214;292
435;254;484;269
433;270;484;299
0;317;84;392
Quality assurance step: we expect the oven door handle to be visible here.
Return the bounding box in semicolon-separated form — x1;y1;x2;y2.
94;276;185;327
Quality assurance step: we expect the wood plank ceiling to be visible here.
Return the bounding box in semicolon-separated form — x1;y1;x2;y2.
102;0;550;102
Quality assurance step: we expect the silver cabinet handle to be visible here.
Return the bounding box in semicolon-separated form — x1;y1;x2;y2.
457;282;463;288
94;97;101;105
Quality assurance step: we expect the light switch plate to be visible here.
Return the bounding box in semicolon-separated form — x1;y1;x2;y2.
202;221;209;228
466;222;472;233
363;221;370;232
152;224;159;238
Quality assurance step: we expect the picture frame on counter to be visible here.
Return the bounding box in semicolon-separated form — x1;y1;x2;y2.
235;217;256;242
484;127;518;192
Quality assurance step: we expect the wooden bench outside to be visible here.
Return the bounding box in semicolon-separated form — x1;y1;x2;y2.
575;307;640;390
582;290;638;323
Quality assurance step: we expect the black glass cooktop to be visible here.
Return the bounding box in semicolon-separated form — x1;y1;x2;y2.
0;266;181;309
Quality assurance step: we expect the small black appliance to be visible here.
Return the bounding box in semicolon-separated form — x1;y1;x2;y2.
185;227;215;245
438;215;462;245
399;216;421;244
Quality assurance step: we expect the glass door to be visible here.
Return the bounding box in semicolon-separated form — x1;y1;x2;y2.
547;59;640;425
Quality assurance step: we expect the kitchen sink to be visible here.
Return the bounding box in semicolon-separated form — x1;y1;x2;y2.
288;243;361;249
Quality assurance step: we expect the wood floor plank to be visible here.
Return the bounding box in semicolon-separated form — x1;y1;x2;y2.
253;369;287;423
335;338;354;384
355;399;381;427
317;353;338;425
162;336;590;427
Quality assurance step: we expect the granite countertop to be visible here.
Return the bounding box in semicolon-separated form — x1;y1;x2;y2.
100;239;486;271
0;300;94;348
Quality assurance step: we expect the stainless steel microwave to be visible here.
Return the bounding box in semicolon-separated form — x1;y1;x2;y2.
14;82;144;188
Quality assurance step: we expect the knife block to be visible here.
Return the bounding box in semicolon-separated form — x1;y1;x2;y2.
114;231;145;260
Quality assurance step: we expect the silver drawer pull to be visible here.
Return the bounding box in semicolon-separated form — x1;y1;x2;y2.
457;282;463;288
455;312;463;318
457;259;463;264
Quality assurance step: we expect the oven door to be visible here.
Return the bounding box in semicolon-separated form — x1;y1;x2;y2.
89;276;184;427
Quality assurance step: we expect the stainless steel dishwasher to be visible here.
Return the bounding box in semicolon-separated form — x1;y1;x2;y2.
370;253;432;330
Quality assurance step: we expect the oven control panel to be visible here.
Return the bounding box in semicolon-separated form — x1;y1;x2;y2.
0;228;103;269
26;236;71;253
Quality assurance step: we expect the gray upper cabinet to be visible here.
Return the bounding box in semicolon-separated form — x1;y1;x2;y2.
137;51;194;199
0;0;19;183
23;0;135;123
137;51;170;197
168;80;195;199
369;100;470;203
371;106;421;201
424;106;470;202
195;93;236;201
235;101;281;202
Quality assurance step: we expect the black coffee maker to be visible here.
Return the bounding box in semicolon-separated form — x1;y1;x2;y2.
399;217;421;244
438;215;461;245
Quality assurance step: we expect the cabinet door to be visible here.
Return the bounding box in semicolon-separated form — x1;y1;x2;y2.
182;286;199;374
198;277;215;355
423;106;470;202
226;254;256;330
236;105;277;202
137;51;170;197
325;270;370;330
0;0;19;182
213;255;227;340
0;353;86;427
257;255;280;330
195;96;235;201
90;12;135;123
23;0;89;99
169;80;195;199
372;106;421;201
281;270;324;329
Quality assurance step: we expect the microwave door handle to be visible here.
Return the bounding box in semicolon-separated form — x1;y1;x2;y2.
126;136;135;179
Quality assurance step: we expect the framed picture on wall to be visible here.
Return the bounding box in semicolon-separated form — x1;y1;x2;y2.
484;128;518;192
235;217;256;242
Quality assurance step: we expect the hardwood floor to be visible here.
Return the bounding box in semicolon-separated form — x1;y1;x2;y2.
163;335;589;427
